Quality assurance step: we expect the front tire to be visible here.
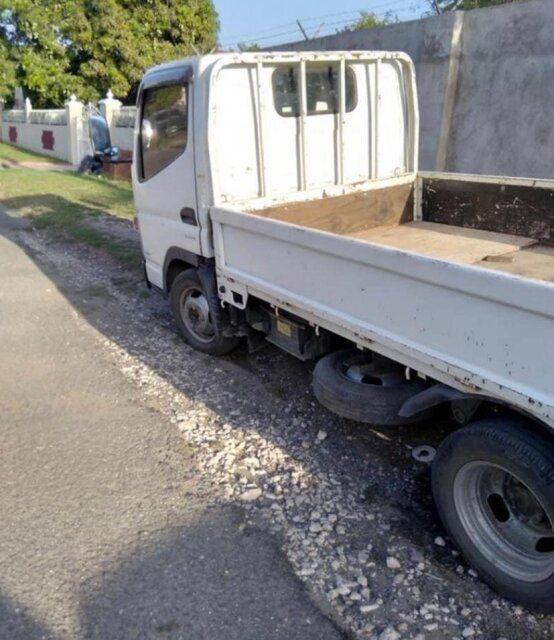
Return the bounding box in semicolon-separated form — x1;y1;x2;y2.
432;419;554;613
170;269;240;356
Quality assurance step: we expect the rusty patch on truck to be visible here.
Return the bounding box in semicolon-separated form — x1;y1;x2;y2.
422;178;554;245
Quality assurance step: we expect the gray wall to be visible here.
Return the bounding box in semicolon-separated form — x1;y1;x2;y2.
274;0;554;179
449;1;554;178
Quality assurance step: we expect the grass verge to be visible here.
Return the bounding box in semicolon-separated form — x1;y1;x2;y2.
0;141;63;164
0;167;141;267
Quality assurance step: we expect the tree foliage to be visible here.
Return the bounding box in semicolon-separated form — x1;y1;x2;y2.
430;0;526;12
237;42;260;52
337;10;391;33
0;0;219;107
0;37;17;101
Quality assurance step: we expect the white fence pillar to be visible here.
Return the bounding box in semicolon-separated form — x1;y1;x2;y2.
65;94;84;166
24;97;32;123
99;89;122;143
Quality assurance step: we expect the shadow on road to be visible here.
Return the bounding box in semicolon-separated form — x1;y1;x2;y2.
0;590;54;640
0;507;345;640
77;506;342;640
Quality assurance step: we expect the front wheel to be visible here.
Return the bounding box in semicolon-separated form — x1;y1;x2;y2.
432;418;554;613
170;269;240;356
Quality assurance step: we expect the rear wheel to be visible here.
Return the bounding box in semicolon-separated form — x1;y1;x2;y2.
170;269;240;356
432;419;554;612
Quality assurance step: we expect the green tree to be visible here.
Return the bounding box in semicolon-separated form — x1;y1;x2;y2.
238;42;261;52
0;38;17;101
0;0;219;107
430;0;526;12
337;10;391;33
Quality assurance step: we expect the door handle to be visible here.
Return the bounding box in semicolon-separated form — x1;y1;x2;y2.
179;207;197;226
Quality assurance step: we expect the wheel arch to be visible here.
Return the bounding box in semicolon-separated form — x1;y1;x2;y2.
163;247;200;294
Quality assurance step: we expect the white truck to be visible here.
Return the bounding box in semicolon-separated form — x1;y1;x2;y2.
129;52;554;611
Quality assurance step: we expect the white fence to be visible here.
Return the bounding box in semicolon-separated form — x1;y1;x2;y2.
3;109;26;123
0;93;135;166
111;105;136;152
114;106;136;127
28;109;67;126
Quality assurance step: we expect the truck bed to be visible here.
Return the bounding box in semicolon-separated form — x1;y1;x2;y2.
328;221;552;283
211;175;554;429
248;178;554;283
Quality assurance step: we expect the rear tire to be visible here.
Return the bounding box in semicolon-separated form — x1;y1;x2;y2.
170;269;240;356
432;419;554;613
312;349;430;425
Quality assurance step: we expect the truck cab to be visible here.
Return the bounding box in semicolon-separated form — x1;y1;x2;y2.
133;52;417;291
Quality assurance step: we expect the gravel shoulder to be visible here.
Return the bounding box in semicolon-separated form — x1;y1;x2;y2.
3;211;553;640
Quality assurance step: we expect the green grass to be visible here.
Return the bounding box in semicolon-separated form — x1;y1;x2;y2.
0;168;140;267
0;141;63;164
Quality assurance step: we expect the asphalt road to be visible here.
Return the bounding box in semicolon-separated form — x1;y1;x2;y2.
0;211;344;640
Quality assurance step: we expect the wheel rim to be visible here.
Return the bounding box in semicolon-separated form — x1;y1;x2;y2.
453;461;554;582
179;286;215;344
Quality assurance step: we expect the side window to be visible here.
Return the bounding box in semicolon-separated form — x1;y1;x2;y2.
140;83;188;181
273;65;357;117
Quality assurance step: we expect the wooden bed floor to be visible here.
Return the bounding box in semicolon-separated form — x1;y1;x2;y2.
349;221;536;263
476;245;554;283
349;221;553;283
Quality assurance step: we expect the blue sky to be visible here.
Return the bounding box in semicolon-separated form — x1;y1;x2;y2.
215;1;431;50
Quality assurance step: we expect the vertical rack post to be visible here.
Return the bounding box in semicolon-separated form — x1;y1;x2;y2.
255;61;267;198
298;59;307;191
370;59;380;180
337;57;345;185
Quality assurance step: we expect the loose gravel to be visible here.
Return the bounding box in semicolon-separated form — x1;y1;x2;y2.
18;225;554;640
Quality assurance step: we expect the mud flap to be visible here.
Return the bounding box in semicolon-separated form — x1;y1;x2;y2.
197;262;229;333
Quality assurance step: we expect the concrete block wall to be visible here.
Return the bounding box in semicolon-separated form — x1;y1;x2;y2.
1;93;135;168
1;120;71;163
274;0;554;180
98;92;137;154
448;0;554;178
0;99;74;163
111;123;135;153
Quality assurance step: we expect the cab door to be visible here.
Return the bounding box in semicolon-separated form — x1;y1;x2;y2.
133;65;200;290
